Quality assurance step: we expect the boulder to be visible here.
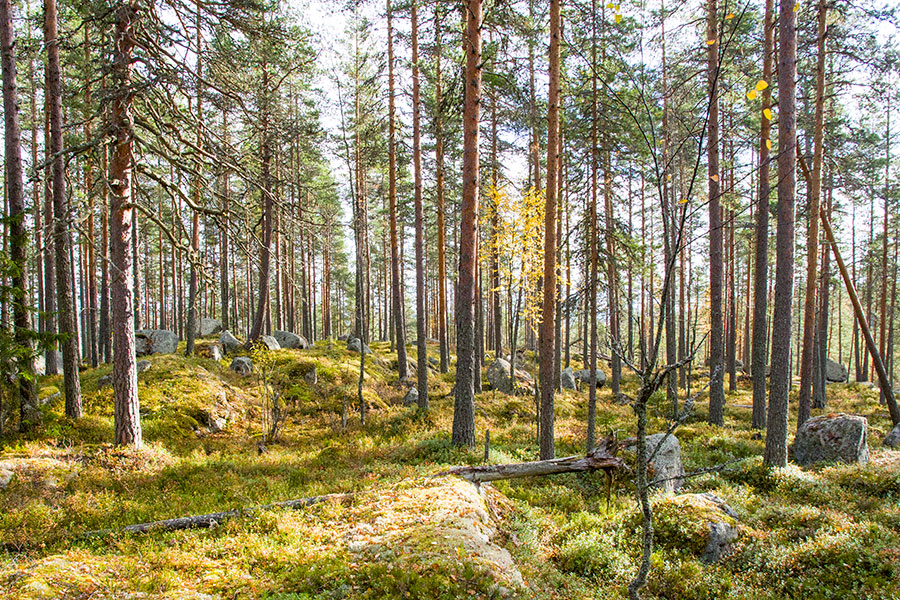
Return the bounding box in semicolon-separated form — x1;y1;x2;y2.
623;433;685;493
205;343;224;361
199;317;223;337
274;330;308;349
824;357;848;383
574;368;607;388
230;357;253;377
693;493;740;563
560;366;577;390
135;329;179;355
403;387;419;407
792;413;869;466
0;469;13;490
347;337;372;354
883;423;900;448
219;331;242;353
486;358;534;394
260;335;281;351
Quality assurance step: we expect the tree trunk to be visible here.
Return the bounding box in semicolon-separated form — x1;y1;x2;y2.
411;1;428;410
752;0;774;430
452;0;482;448
46;0;82;418
248;62;273;343
185;14;203;355
1;0;38;426
765;0;797;467
110;0;142;449
797;0;826;427
706;0;725;426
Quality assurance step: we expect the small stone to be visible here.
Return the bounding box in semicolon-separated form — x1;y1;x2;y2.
136;360;152;374
824;357;848;383
883;423;900;448
403;387;419;406
230;357;253;377
486;358;533;394
219;331;242;354
347;337;371;354
42;476;58;490
0;469;13;489
273;330;305;349
304;367;318;385
792;413;869;466
574;368;607;388
209;416;227;433
98;374;112;388
623;433;685;493
560;366;577;390
38;391;61;406
207;343;224;361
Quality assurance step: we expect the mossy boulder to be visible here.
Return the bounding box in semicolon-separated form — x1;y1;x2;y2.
792;413;869;466
642;492;740;563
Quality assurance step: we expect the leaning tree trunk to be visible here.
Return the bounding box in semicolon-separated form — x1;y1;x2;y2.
765;0;798;468
109;0;142;449
1;0;38;427
452;0;482;448
46;0;82;418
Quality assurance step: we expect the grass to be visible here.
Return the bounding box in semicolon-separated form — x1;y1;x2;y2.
1;341;899;599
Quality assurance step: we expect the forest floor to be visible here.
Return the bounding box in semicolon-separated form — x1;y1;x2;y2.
1;340;899;599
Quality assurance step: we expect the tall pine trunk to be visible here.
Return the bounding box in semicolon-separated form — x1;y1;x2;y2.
411;1;428;410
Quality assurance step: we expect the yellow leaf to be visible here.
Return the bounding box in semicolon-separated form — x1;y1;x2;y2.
607;2;614;7
615;4;620;10
756;80;769;91
763;108;773;120
707;39;716;45
679;197;689;204
725;12;735;19
747;89;758;100
666;174;672;181
711;174;719;182
615;13;622;23
794;2;800;11
766;139;773;150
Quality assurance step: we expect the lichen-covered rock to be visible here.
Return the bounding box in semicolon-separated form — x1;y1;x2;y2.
792;413;869;466
623;433;685;493
574;368;607;388
206;343;224;361
883;423;900;448
304;366;318;385
561;367;577;390
135;329;179;355
0;468;13;489
259;335;281;351
648;492;740;564
219;330;241;353
347;337;371;354
825;357;848;383
230;357;253;377
403;387;419;407
199;317;222;337
486;358;533;394
273;330;307;349
98;360;152;388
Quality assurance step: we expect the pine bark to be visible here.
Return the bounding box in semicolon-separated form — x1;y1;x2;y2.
765;0;798;467
46;0;82;417
452;0;482;448
411;1;428;409
110;0;142;448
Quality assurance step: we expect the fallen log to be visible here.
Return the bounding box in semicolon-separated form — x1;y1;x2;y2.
442;436;624;484
82;493;350;539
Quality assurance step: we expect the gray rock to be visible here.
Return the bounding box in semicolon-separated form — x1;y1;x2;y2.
792;413;869;466
883;423;900;448
486;358;533;394
0;469;13;489
207;343;224;361
624;433;685;493
219;331;241;353
825;357;848;383
199;317;223;337
99;360;152;388
135;329;179;355
560;366;577;390
136;360;151;374
304;367;318;385
574;368;607;388
38;391;61;406
337;334;349;342
696;493;740;563
403;387;419;407
230;357;253;377
347;337;371;354
208;416;227;433
273;330;308;349
260;336;281;351
98;374;112;388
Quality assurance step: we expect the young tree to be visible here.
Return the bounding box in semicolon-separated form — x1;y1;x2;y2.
411;0;428;409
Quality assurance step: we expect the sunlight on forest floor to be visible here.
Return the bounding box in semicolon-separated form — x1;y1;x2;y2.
1;341;898;599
